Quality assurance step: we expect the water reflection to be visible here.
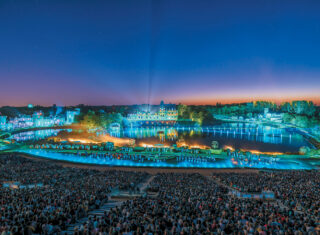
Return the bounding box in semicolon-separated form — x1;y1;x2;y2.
8;123;310;152
10;129;70;142
109;123;309;152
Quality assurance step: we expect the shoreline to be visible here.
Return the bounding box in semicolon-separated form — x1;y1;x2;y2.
0;152;263;175
3;123;318;153
2;151;318;174
215;117;320;150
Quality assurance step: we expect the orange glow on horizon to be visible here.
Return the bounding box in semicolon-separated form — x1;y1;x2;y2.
166;88;320;105
175;96;320;106
3;91;320;107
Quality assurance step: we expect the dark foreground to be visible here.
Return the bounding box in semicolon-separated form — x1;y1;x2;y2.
0;154;319;234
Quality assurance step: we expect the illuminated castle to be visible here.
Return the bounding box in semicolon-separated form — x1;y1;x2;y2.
127;101;178;126
0;108;80;131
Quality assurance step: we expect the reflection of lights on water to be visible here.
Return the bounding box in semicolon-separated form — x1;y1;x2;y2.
10;129;62;142
224;145;284;156
141;143;154;148
8;124;309;153
190;145;209;149
68;138;99;144
241;149;284;155
224;145;235;151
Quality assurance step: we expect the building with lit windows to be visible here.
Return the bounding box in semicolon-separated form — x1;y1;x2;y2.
0;116;7;130
0;108;80;131
32;112;55;127
127;101;178;126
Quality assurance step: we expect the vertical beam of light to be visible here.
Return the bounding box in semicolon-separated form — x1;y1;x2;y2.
147;0;162;110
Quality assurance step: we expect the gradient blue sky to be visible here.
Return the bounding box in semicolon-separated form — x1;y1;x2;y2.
0;0;320;106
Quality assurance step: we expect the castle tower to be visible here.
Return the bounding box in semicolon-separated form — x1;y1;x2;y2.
159;100;165;116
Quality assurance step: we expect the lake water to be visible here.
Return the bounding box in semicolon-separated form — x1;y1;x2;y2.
110;123;311;153
9;129;70;142
8;123;317;170
8;123;312;153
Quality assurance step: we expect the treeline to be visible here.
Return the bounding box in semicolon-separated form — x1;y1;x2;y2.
0;104;133;118
210;101;276;117
209;100;320;129
76;105;218;128
0;106;55;118
1;101;319;129
76;111;124;129
283;113;319;128
210;101;318;117
177;105;217;126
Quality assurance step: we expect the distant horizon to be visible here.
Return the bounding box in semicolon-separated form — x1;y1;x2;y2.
1;98;319;108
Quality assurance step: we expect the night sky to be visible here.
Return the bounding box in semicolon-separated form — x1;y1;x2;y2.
0;0;320;106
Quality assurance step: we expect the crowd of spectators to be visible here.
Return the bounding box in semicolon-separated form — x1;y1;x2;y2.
212;171;320;216
0;154;319;234
83;172;319;234
0;154;148;234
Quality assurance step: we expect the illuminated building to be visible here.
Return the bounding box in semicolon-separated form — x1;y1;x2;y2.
66;108;80;125
8;115;34;129
127;101;178;126
0;108;80;131
66;111;75;125
0;116;7;130
109;123;120;132
105;142;114;150
33;112;54;127
54;115;66;126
